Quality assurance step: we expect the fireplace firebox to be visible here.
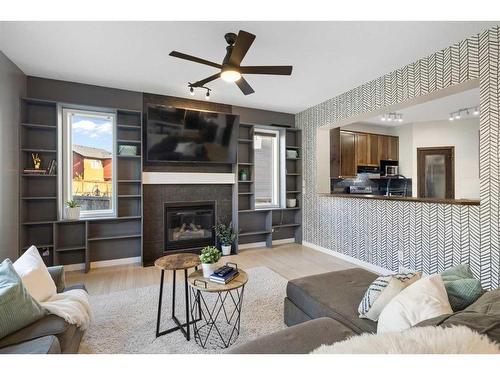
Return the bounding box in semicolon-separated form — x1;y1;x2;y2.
164;201;216;253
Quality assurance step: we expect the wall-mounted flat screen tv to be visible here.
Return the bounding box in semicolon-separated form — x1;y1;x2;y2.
145;105;239;164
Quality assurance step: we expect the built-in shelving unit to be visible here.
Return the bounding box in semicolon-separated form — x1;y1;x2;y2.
232;123;302;253
19;98;143;272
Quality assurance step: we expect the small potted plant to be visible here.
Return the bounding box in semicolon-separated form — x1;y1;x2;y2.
214;223;236;256
199;246;221;278
66;200;81;220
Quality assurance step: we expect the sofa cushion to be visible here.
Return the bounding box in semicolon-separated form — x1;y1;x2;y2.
440;264;484;311
0;259;46;340
286;268;378;334
229;317;357;354
416;290;500;344
0;335;61;354
13;246;56;302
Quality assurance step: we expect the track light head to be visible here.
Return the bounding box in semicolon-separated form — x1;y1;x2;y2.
205;89;210;100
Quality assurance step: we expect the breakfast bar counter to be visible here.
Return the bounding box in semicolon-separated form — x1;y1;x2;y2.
321;193;480;206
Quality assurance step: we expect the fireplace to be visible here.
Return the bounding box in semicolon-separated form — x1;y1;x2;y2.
164;201;216;253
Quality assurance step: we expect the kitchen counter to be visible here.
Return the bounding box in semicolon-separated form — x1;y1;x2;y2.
322;193;480;206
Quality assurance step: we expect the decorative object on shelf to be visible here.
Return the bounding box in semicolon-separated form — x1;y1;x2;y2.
199;246;221;278
118;145;138;156
23;168;47;175
46;159;57;175
214;223;237;256
65;200;81;220
31;153;41;169
239;169;249;181
286;149;299;159
286;198;297;208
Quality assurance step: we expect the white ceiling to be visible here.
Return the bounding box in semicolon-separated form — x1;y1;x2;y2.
0;21;497;114
364;87;480;126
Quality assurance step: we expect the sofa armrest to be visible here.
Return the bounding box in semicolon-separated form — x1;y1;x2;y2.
47;266;66;293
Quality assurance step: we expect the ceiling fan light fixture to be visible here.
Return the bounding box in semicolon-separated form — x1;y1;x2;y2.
221;69;242;82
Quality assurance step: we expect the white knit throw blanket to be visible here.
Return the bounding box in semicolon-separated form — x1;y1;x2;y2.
41;289;92;330
312;325;500;354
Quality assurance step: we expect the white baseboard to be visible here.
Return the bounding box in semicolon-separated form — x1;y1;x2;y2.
238;238;295;250
63;256;141;272
303;241;393;275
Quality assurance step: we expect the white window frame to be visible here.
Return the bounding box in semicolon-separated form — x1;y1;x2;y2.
61;107;117;219
254;128;280;209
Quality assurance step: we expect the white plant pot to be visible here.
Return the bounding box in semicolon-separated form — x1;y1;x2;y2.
221;244;232;256
66;207;81;220
286;199;297;208
202;263;218;278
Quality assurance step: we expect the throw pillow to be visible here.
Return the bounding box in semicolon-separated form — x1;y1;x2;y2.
377;275;453;333
440;264;484;311
13;246;56;302
358;272;420;321
0;259;46;339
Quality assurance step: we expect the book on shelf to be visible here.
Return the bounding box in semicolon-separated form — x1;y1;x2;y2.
23;168;47;174
46;159;57;175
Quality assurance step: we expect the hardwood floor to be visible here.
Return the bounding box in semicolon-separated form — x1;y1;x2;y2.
66;243;357;295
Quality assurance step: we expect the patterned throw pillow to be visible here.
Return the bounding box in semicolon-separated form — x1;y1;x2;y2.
0;259;46;339
440;264;484;311
358;272;421;321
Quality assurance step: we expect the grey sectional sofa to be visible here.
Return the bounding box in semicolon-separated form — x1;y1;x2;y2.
0;266;86;354
231;267;500;354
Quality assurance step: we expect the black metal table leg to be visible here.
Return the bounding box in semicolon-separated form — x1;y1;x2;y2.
155;269;165;337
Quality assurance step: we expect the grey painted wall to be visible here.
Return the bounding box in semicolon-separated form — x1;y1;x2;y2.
0;51;26;260
297;26;500;289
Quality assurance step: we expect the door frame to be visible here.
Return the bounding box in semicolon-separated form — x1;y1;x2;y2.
417;146;455;199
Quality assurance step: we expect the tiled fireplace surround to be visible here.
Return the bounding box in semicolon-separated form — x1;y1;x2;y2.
142;184;232;266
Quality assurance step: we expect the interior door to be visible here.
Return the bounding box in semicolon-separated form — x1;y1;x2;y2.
417;147;455;199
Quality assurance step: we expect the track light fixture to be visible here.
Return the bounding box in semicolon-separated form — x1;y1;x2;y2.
381;112;403;123
187;83;212;100
449;106;479;121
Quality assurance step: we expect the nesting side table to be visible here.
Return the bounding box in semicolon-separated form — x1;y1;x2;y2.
155;253;201;340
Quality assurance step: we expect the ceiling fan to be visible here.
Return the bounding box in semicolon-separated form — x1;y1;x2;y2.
169;30;293;96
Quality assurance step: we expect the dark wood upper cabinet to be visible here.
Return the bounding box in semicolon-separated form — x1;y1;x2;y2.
378;135;398;161
340;131;356;177
356;133;379;166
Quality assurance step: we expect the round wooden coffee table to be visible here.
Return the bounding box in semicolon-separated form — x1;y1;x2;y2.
154;253;201;340
188;267;248;349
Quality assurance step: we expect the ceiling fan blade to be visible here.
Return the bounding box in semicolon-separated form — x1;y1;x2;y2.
191;73;221;87
228;30;256;66
240;66;293;75
235;77;255;95
169;51;221;69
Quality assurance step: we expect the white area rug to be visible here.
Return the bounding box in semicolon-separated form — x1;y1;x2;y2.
79;267;287;353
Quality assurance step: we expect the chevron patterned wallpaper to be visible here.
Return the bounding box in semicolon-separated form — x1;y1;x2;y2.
296;26;500;289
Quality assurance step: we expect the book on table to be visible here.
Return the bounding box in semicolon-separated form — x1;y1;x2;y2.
209;266;239;284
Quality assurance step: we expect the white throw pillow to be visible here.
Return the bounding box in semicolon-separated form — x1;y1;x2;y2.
358;272;420;321
377;275;453;333
13;246;57;302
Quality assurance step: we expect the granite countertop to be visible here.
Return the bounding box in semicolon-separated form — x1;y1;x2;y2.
321;193;480;206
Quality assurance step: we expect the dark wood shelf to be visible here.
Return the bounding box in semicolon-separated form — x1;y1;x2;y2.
21;123;57;130
272;223;301;228
238;192;254;195
118;179;142;183
285;146;301;150
21;196;57;200
117;139;141;144
238;162;254;165
21;148;57;153
118;124;141;129
286;173;300;176
22;220;55;225
239;230;271;237
22;174;57;177
118;195;141;198
286;158;301;161
238;180;253;183
22;244;53;250
88;233;142;242
118;154;141;159
55;245;86;253
238;139;253;143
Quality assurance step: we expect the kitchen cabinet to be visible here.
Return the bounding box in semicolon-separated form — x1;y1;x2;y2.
330;129;398;179
378;135;398;161
340;131;356;177
356;133;379;166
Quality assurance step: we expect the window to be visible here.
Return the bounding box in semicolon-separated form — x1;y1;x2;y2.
62;108;117;219
254;129;280;208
